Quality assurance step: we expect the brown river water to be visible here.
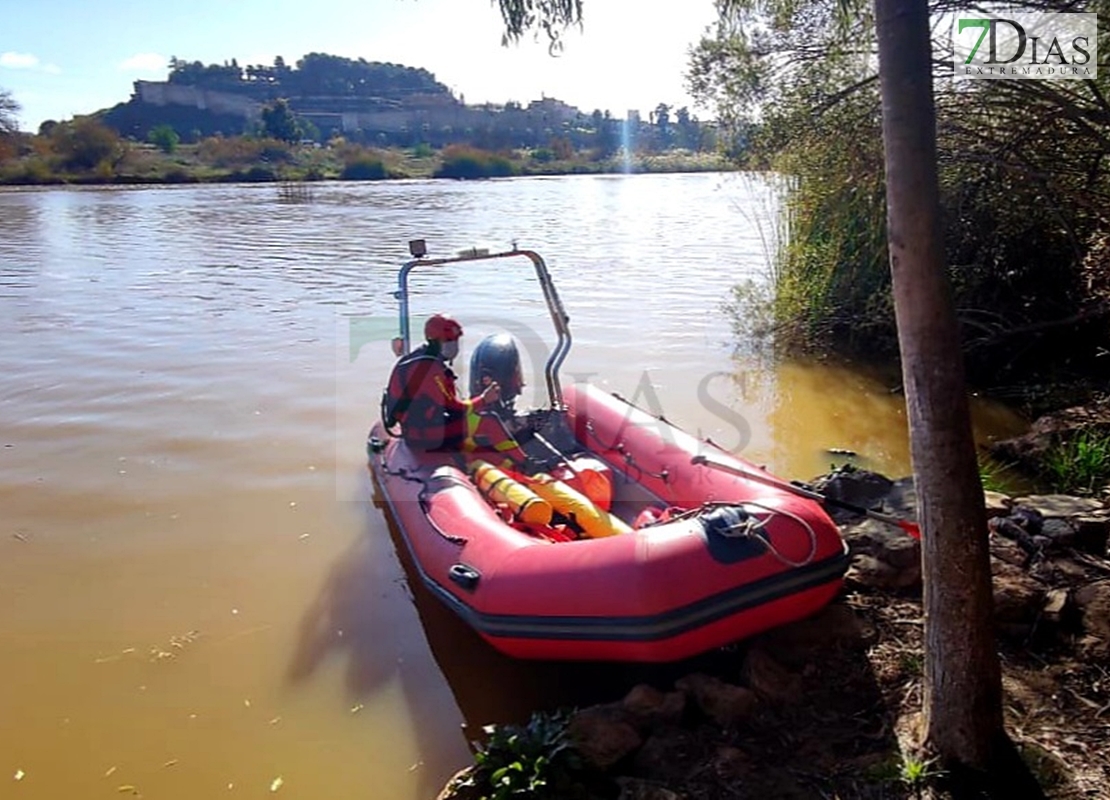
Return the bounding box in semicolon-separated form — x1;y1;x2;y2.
0;175;1026;799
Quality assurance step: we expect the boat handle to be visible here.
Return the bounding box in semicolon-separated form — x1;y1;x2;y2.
448;563;481;591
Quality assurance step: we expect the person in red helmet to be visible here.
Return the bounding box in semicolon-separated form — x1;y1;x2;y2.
383;313;529;465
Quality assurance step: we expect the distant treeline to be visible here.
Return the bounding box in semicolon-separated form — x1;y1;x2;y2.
164;52;451;100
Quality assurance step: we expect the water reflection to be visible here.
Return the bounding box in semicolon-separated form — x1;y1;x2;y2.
0;202;45;288
287;525;467;800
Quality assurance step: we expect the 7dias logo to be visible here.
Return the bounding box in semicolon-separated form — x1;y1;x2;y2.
953;13;1097;79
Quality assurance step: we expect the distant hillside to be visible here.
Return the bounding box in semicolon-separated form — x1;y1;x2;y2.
102;53;461;142
95;52;714;155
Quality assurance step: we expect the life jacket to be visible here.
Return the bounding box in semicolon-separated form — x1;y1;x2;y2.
381;345;465;450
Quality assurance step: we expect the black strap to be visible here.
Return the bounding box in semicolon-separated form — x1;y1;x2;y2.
385;352;441;429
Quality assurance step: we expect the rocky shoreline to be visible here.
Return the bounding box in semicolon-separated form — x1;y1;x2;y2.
437;468;1110;800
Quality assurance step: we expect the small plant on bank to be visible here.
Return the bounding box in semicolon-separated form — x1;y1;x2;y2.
889;752;944;798
900;753;941;786
898;650;924;677
866;750;944;796
459;710;586;800
1042;428;1110;496
978;455;1018;494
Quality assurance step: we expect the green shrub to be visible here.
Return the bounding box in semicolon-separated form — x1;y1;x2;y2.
147;124;180;154
410;142;434;158
197;135;289;168
225;165;276;182
458;711;586;800
435;144;516;179
340;157;387;180
11;157;54;184
258;142;293;163
50;117;124;171
693;4;1110;382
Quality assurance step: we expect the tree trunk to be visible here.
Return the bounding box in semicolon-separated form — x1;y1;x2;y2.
872;0;1004;770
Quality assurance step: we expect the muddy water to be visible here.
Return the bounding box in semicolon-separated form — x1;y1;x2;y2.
0;175;1025;799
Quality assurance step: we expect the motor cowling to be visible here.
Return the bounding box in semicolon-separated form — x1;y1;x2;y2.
469;333;524;411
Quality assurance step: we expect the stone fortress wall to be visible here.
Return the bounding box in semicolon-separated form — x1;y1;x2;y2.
133;80;586;134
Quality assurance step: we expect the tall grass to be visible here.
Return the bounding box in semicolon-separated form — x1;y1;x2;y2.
700;7;1110;386
720;173;791;353
1042;428;1110;496
978;455;1022;495
764;94;894;356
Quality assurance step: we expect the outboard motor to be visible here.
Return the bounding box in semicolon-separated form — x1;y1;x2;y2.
469;333;524;415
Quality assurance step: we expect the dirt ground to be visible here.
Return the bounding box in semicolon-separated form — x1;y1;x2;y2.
592;575;1110;800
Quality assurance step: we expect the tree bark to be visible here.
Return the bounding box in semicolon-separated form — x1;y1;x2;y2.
872;0;1004;770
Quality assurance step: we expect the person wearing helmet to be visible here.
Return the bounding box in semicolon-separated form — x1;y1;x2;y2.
382;313;529;465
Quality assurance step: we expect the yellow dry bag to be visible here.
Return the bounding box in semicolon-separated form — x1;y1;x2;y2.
471;460;553;526
526;473;632;538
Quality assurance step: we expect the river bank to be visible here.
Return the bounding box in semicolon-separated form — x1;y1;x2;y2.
0;139;732;186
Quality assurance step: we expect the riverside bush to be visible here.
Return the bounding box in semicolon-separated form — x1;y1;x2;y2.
693;0;1110;384
340;157;387;180
434;144;516;179
197;135;291;168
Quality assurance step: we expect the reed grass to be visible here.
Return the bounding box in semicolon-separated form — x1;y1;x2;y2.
1042;428;1110;496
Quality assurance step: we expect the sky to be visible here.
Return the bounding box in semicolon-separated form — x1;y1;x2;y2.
1;0;720;132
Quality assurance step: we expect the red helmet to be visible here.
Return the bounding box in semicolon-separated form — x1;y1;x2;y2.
424;313;463;342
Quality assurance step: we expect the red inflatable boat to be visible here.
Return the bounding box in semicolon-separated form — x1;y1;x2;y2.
368;243;849;663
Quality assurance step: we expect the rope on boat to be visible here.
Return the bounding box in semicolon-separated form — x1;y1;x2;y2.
662;500;818;568
732;500;819;568
379;457;469;545
583;421;671;483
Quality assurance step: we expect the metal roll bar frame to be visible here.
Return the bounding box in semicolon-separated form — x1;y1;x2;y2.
393;243;572;409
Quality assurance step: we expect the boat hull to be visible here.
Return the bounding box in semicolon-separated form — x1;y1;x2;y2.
369;383;849;662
